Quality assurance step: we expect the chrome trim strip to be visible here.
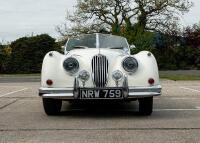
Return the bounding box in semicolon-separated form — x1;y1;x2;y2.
96;33;100;49
39;88;73;95
128;92;161;98
129;85;162;93
73;77;79;99
39;85;161;99
42;93;74;99
129;85;162;89
39;85;161;94
40;92;160;99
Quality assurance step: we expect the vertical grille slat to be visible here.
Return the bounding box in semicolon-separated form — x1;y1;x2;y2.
102;56;105;87
98;56;101;87
92;55;108;87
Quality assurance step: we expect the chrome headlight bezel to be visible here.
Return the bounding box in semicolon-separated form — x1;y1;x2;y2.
122;57;138;73
63;57;79;74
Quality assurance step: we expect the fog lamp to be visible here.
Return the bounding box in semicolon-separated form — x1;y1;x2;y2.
112;70;123;81
78;70;90;82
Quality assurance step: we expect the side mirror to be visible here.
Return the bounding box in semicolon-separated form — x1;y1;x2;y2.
130;45;136;49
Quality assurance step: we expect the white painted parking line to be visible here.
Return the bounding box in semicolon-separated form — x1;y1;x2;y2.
167;97;198;100
154;97;200;100
154;108;200;111
0;88;28;97
179;86;200;93
72;108;200;112
0;86;25;87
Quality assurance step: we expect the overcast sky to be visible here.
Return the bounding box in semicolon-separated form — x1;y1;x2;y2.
0;0;200;43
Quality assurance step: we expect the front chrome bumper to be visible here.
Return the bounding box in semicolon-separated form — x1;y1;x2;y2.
39;85;162;99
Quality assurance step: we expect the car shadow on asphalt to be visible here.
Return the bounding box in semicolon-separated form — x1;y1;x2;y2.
58;101;146;117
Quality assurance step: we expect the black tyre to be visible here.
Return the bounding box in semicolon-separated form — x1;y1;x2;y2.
42;98;62;115
139;97;153;115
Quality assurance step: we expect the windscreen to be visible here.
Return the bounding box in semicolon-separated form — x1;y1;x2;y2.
66;34;96;51
66;33;128;51
99;34;128;48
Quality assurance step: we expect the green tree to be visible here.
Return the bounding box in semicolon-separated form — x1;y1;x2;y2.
0;44;12;73
134;0;192;32
57;0;192;36
4;34;60;73
0;44;4;72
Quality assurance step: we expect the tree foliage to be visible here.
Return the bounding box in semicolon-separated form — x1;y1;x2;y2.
57;0;192;37
0;34;60;73
134;0;192;32
183;24;200;48
153;23;200;70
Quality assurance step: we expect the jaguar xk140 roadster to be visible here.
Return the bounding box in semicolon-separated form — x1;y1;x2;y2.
39;33;161;115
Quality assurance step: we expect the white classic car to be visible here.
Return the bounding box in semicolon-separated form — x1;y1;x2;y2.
39;33;161;115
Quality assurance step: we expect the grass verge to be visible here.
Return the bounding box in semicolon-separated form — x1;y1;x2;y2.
0;73;40;77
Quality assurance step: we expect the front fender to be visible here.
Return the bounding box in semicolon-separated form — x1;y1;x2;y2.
41;51;75;88
126;51;160;86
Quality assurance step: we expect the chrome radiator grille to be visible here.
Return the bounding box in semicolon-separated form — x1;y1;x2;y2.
92;54;109;87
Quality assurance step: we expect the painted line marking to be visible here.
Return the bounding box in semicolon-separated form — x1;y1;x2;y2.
169;97;199;100
165;98;196;100
154;108;200;111
0;85;24;87
70;108;200;112
0;88;28;97
154;97;200;100
179;86;200;93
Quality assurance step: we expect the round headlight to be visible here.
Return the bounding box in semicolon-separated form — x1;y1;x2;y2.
78;70;90;81
122;57;138;72
63;57;79;74
112;70;123;81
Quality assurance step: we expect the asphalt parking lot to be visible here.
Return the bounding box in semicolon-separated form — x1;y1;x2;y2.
0;77;200;143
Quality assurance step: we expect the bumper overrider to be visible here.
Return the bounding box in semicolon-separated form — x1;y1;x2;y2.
39;77;162;99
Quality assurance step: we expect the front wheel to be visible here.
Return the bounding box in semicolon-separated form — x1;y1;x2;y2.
138;97;153;115
42;98;62;115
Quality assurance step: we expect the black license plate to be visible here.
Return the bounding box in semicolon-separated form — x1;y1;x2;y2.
79;88;123;99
